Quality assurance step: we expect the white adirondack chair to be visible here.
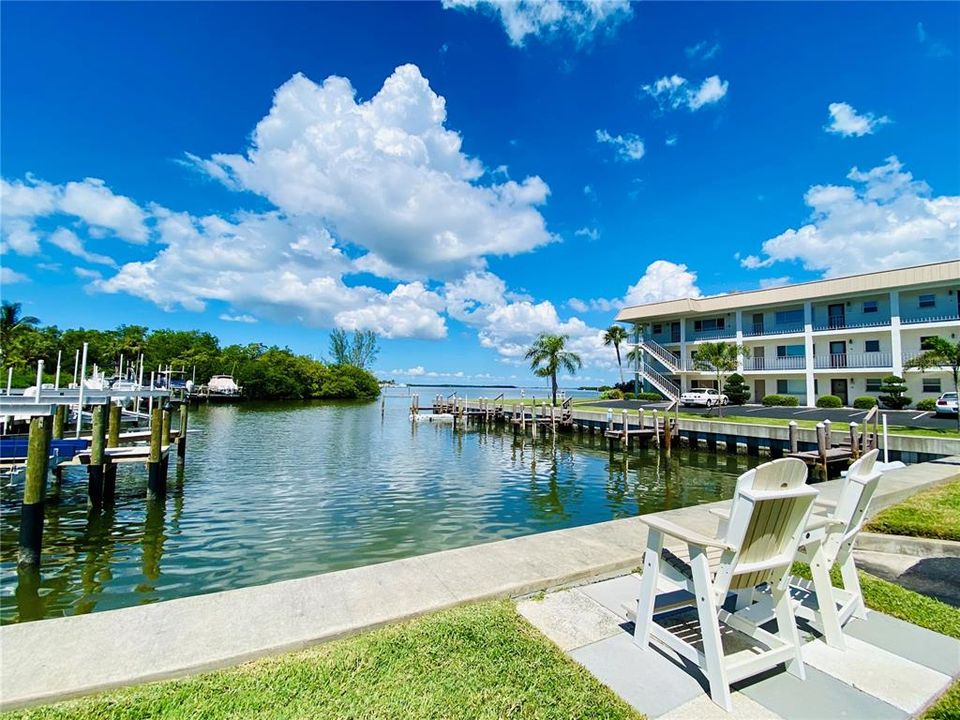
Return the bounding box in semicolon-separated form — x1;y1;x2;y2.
632;458;818;712
791;448;882;649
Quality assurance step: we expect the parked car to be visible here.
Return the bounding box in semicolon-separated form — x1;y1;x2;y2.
935;391;959;416
680;388;728;407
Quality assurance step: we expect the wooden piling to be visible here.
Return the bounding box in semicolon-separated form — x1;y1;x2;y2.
147;406;165;499
823;418;832;449
849;422;860;459
816;422;827;480
52;405;66;440
664;417;672;453
652;409;660;448
87;404;107;509
18;415;52;566
177;402;189;465
108;404;121;448
788;420;798;454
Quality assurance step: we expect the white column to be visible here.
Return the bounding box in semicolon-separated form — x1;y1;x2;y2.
679;320;687;391
890;291;903;376
803;301;815;407
735;310;744;373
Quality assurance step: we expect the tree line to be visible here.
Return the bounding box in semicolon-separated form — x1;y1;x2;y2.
0;302;381;402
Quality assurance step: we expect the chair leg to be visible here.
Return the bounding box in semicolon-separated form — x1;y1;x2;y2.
732;588;754;611
633;529;663;650
839;554;867;620
691;549;732;712
772;582;806;680
810;547;845;650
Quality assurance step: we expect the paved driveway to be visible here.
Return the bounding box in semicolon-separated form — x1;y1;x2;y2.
593;400;957;430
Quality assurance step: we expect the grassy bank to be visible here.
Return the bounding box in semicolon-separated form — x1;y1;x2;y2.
5;601;639;720
867;478;960;541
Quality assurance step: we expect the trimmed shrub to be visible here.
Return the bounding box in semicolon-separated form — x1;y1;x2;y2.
853;396;879;410
722;373;750;405
816;395;843;409
916;398;938;411
622;392;636;400
762;394;800;407
637;392;664;402
601;388;624;400
878;375;911;410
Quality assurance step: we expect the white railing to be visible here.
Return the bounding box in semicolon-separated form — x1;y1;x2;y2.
691;327;736;341
639;337;681;372
743;356;806;371
901;312;960;326
812;317;892;332
743;323;804;337
640;365;680;401
813;352;892;369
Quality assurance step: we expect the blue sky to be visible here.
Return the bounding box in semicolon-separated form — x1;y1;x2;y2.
2;1;958;385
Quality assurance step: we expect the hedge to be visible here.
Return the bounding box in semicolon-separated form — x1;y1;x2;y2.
916;398;938;411
761;394;800;407
637;392;664;402
816;395;843;409
853;396;878;410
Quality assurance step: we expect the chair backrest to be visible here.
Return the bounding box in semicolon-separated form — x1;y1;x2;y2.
714;458;818;597
823;448;882;565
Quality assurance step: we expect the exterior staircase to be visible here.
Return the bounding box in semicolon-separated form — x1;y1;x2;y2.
638;337;681;373
640;365;681;403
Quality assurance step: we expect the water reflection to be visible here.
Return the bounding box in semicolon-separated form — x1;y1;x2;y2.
2;398;757;624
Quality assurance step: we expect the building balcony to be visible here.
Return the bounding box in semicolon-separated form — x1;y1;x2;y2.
813;352;892;370
743;356;806;371
901;311;960;326
811;317;891;332
690;328;736;341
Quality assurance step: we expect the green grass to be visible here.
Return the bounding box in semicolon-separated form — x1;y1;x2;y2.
4;601;640;720
924;681;960;719
867;478;960;541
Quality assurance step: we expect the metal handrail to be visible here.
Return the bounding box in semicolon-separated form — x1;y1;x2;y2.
642;365;680;400
640;337;681;372
813;352;892;369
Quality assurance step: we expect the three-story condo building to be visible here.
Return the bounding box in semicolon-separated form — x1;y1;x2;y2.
615;261;960;407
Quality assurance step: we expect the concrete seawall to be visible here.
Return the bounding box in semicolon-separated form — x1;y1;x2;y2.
2;457;958;710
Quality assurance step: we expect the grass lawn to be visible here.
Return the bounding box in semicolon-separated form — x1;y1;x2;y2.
866;478;960;541
4;601;640;720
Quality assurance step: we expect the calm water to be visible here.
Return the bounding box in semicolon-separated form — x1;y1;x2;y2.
0;389;758;624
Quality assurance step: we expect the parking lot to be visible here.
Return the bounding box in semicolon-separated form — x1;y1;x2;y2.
595;400;958;430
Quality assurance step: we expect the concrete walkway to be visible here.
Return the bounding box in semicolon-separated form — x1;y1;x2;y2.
2;457;958;710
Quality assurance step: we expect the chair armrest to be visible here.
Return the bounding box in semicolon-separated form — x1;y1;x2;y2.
643;515;736;551
708;508;731;520
814;497;839;509
804;512;844;532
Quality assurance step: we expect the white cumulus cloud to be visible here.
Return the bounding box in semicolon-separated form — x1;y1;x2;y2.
219;313;258;323
569;260;703;312
742;156;960;277
642;74;728;112
595;129;645;161
442;0;632;47
192;65;555;279
825;102;891;137
1;267;30;284
48;228;116;266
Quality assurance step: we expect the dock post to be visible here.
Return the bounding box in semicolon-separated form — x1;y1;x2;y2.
823;418;832;449
18;415;52;566
664;416;672;454
849;422;860;459
652;410;660;448
551;404;557;435
87;404;107;510
104;403;122;501
52;405;65;440
816;422;827;480
621;410;629;450
147;406;165;500
788;421;798;454
638;408;645;431
161;405;172;477
177;402;189;466
108;404;121;448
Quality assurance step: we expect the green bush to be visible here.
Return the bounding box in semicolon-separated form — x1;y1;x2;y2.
762;394;800;407
722;373;750;405
622;392;635;400
879;375;911;409
601;389;624;400
637;392;664;402
916;398;938;411
853;396;878;409
816;395;843;408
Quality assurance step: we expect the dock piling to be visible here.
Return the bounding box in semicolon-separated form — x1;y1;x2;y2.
87;404;107;510
18;415;52;566
52;405;65;440
177;402;189;465
849;422;860;459
147;406;165;500
788;421;798;454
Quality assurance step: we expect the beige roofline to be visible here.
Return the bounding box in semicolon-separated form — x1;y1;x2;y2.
615;259;960;323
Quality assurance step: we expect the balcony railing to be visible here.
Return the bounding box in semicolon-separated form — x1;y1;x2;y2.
742;323;804;337
813;352;892;369
691;328;736;341
743;356;806;371
811;317;892;332
901;312;960;326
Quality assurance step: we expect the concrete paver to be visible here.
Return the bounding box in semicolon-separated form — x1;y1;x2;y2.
516;589;622;651
844;610;960;677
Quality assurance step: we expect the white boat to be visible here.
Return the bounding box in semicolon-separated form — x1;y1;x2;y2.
206;375;242;397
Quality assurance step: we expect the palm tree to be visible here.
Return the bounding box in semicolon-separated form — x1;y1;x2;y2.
0;301;40;359
691;341;743;416
525;333;582;406
603;325;628;386
907;336;960;429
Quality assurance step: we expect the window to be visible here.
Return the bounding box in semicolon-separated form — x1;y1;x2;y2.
923;378;942;393
919;294;935;308
652;323;662;334
921;336;937;350
865;378;882;392
693;318;725;332
776;345;805;357
777;379;804;395
863;300;878;313
864;340;880;353
774;309;803;326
